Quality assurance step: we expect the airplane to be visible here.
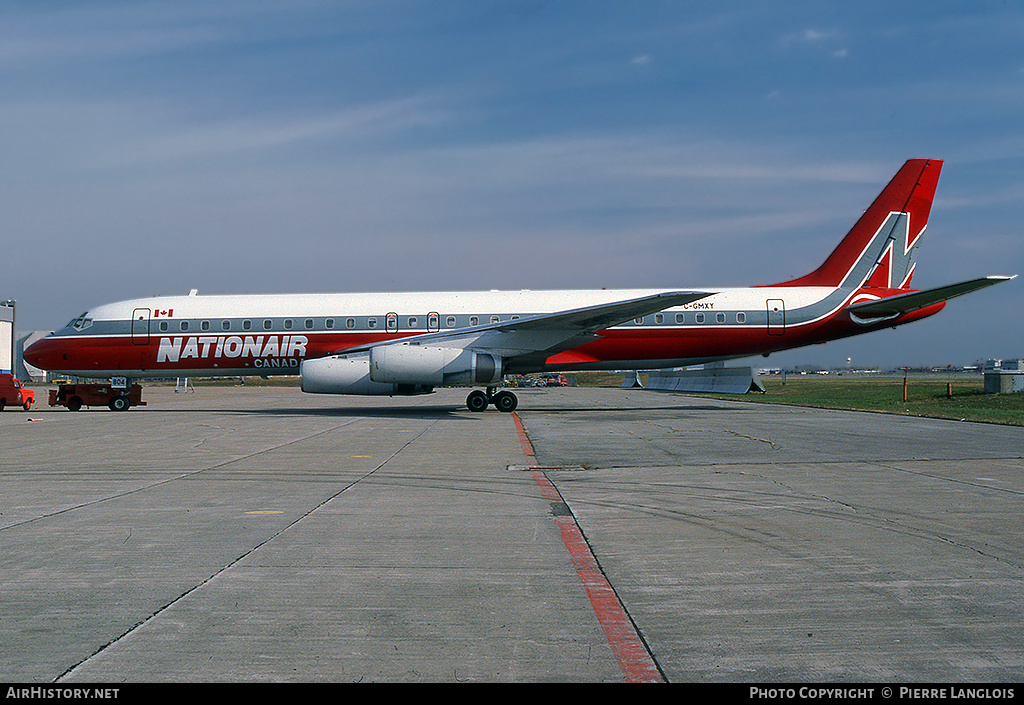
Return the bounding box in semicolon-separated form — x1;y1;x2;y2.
24;158;1014;412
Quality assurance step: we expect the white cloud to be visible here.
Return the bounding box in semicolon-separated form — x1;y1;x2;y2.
782;27;836;45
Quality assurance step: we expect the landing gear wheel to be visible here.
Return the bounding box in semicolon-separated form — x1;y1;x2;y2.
466;390;489;412
492;390;518;413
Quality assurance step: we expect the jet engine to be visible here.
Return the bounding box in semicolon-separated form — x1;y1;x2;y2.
369;344;502;387
300;345;502;396
300;354;432;396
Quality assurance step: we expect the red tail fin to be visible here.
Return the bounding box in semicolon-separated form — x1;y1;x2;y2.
777;159;943;288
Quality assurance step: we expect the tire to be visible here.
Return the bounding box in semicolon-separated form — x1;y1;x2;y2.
109;396;130;412
493;391;518;413
23;400;31;411
68;397;83;412
466;390;489;412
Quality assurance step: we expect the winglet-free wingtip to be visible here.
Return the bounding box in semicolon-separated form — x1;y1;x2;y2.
977;274;1016;285
979;274;1017;288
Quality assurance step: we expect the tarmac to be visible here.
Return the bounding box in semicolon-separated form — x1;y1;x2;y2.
1;383;1023;683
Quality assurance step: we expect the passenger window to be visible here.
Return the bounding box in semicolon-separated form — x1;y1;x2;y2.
446;316;456;327
284;319;293;330
326;319;334;329
737;312;746;323
222;320;231;331
305;319;314;329
470;316;479;326
201;320;210;331
159;321;169;332
716;313;725;323
696;313;705;324
655;314;664;324
263;320;272;330
243;320;252;330
368;318;377;329
180;321;189;331
346;318;355;329
408;317;418;327
490;316;500;324
675;313;685;324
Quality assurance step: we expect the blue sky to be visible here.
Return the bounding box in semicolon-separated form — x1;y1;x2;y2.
3;1;1022;369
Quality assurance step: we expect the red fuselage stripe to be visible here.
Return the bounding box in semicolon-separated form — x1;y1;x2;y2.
25;305;942;378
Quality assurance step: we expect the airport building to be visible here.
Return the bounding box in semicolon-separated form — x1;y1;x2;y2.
1;300;13;374
984;359;1024;393
2;300;52;380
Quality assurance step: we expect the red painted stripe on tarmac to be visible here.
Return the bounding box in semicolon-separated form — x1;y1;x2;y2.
511;412;663;683
511;410;537;465
532;470;664;683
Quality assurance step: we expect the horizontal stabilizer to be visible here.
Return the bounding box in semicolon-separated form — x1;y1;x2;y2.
846;276;1015;318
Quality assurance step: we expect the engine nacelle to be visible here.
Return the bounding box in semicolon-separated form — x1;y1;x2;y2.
369;344;502;387
300;355;433;396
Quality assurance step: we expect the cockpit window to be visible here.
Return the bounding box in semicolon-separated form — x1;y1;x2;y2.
69;314;93;331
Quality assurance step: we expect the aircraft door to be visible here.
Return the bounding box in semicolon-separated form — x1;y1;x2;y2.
766;299;785;335
427;312;440;333
385;312;399;334
131;308;151;345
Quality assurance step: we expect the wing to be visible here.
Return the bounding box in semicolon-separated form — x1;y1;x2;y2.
336;290;713;365
846;276;1014;320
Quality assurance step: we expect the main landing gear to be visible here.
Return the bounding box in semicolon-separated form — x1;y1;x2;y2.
466;387;518;413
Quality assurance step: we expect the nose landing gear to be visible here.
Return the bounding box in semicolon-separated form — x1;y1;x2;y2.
466;387;518;412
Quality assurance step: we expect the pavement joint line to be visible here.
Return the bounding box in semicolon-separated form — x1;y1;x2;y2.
0;416;369;534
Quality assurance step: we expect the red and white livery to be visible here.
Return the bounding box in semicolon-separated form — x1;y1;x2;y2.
25;159;1013;411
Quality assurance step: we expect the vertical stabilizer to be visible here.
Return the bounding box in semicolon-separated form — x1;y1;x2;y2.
776;159;943;289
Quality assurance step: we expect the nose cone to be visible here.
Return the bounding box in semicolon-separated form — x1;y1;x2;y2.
23;336;62;372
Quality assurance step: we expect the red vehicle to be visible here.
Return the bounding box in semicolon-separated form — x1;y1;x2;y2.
48;381;146;412
0;373;35;411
